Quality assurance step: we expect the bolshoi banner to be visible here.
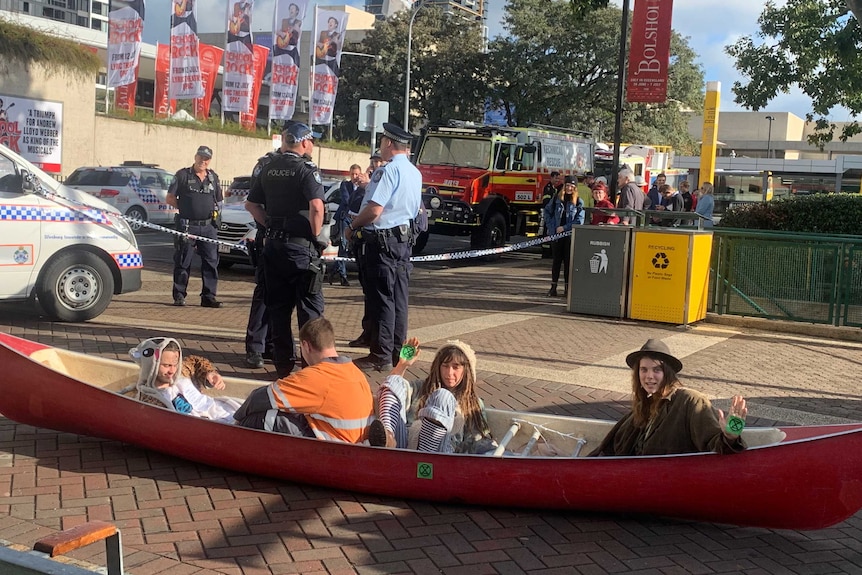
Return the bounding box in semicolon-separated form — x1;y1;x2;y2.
626;0;674;104
154;43;177;118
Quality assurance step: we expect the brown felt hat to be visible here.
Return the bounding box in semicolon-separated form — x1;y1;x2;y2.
625;339;683;373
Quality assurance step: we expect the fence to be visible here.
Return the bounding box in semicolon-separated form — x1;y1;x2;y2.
709;229;862;327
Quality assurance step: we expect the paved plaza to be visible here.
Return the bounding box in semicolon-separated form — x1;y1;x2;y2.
1;239;861;574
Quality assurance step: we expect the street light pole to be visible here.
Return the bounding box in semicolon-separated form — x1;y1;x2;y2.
765;115;775;159
404;0;425;131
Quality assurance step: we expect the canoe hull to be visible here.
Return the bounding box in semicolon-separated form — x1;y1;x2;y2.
1;331;861;530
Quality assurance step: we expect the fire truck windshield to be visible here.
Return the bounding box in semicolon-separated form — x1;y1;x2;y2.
417;136;491;169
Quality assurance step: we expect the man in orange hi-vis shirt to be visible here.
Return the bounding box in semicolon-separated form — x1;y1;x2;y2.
234;317;374;443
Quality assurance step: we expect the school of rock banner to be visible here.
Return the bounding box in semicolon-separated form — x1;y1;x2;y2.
309;8;348;125
194;44;224;119
169;0;204;99
154;43;177;118
222;0;255;113
240;44;270;130
107;0;145;88
269;0;308;121
0;95;63;173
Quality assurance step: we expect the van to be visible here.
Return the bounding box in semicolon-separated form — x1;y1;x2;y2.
0;144;143;321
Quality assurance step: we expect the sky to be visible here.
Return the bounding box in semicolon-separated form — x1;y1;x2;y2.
141;0;847;121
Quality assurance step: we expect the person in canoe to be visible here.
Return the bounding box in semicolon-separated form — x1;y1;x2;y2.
233;317;375;443
589;339;748;456
368;338;497;454
130;338;239;423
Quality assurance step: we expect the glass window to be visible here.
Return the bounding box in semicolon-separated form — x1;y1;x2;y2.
417;136;491;169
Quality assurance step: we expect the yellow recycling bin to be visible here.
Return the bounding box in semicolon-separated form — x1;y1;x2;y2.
627;229;713;325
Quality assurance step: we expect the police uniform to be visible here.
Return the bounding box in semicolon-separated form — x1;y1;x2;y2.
246;125;325;378
170;146;222;307
353;123;422;369
244;151;280;368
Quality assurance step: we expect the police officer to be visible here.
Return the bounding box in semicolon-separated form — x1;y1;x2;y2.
243;149;280;369
167;145;223;308
345;122;421;371
245;122;326;378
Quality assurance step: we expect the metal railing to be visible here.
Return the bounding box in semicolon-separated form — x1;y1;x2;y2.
709;228;862;327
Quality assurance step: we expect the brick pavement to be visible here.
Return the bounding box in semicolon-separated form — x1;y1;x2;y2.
0;241;861;574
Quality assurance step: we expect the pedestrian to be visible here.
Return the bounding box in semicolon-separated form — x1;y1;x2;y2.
647;172;666;209
694;182;715;228
167;145;223;308
347;157;377;349
328;164;367;287
345;122;421;371
657;184;684;227
543;175;584;297
244;122;327;378
616;168;646;225
680;179;697;212
243;149;281;369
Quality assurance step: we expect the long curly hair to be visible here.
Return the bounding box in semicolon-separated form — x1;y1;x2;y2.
631;354;681;428
417;344;487;435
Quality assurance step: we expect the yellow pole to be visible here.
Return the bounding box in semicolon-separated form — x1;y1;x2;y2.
699;81;721;186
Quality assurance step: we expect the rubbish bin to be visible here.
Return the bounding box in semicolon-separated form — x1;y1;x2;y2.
627;229;713;324
567;226;633;317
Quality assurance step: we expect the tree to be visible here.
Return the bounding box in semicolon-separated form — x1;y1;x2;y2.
726;0;862;147
333;7;487;141
486;1;703;154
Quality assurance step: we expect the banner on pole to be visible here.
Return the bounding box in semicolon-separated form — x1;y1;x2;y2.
169;0;204;99
107;0;145;88
222;0;255;113
194;44;224;119
115;77;138;115
626;0;673;103
310;9;348;125
154;43;176;118
270;0;308;121
240;44;270;130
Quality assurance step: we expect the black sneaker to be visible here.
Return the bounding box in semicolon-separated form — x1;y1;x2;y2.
201;299;223;308
173;297;186;307
245;351;264;368
368;419;395;448
348;335;370;348
353;355;388;372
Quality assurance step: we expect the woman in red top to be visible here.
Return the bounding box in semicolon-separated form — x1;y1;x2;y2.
589;182;619;225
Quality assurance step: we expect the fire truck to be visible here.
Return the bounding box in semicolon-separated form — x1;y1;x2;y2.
414;121;595;252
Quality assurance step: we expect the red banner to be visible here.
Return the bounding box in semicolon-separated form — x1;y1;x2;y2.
154;43;176;119
194;44;224;119
626;0;673;103
115;74;138;115
240;44;269;130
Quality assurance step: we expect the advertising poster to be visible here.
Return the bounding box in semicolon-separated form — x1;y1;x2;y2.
240;44;270;130
310;9;348;125
269;0;308;121
115;78;138;115
626;0;673;103
169;0;204;99
194;44;224;119
0;95;63;173
107;0;145;88
222;0;255;113
154;43;177;118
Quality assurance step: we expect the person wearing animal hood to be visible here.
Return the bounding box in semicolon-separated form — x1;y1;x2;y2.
130;337;239;423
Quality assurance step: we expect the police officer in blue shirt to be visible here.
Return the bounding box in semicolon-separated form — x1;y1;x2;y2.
167;145;223;308
344;122;422;370
245;122;326;378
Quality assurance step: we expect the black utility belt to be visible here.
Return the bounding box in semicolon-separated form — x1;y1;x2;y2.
366;224;410;238
265;229;313;245
180;218;211;226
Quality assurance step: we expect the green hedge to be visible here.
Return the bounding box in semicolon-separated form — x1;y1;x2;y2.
0;20;100;76
718;194;862;235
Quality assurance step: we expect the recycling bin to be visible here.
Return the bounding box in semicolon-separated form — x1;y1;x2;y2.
567;225;634;318
627;229;714;324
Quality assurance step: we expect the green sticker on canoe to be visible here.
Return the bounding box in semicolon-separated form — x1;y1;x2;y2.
417;462;433;479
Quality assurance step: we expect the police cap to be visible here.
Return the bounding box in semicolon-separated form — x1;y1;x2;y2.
282;121;322;144
196;145;213;159
370;149;382;160
382;122;412;145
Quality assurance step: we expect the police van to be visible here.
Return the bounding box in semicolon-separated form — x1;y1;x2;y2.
0;144;143;321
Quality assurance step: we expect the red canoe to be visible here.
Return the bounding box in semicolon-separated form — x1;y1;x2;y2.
1;331;861;530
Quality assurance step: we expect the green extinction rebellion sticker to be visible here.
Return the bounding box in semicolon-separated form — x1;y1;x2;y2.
417;462;433;479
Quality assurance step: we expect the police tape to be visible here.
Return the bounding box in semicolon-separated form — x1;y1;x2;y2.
34;183;569;261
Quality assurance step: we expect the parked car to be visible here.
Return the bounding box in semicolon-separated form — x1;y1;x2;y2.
0;143;142;322
224;176;251;204
216;180;341;268
65;161;177;231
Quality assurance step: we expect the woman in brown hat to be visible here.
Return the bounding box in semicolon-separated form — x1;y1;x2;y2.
589;339;748;456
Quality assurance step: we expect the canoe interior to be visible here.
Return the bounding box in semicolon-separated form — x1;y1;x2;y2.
28;345;788;455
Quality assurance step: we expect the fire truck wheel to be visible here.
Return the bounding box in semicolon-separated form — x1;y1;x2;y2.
471;212;506;257
412;231;429;255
